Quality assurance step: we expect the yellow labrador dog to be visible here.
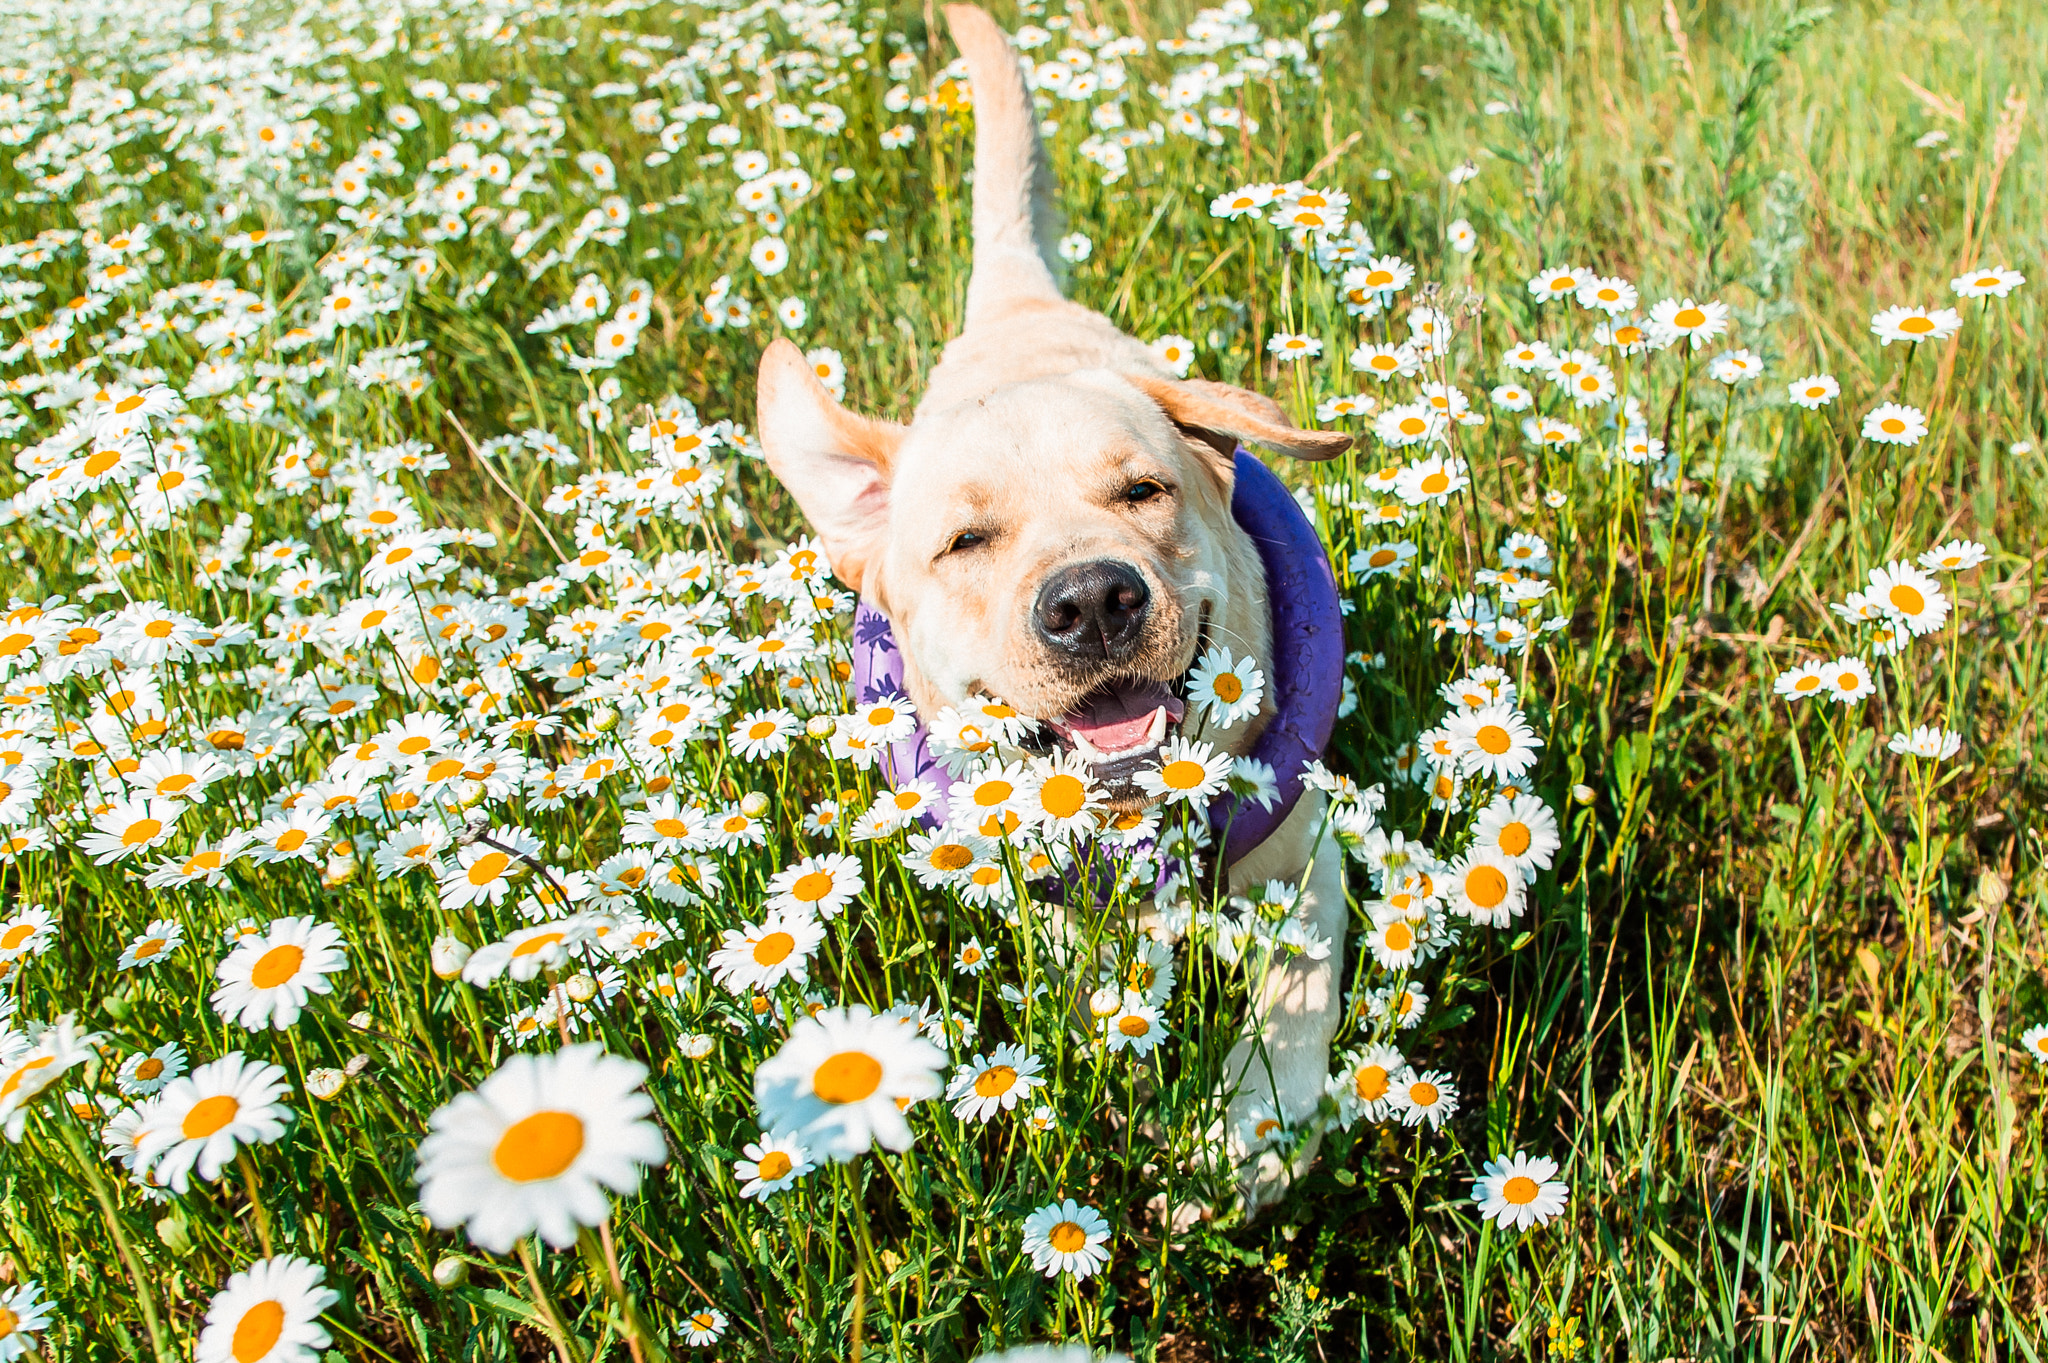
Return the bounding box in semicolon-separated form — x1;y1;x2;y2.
756;4;1350;1207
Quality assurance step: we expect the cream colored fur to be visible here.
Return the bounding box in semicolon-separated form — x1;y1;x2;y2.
756;3;1352;1210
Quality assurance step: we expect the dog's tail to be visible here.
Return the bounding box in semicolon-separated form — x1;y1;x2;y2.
944;4;1066;322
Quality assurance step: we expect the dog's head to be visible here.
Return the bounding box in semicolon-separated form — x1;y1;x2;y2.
757;340;1347;802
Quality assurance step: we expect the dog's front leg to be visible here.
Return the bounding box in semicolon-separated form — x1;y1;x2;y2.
1218;791;1348;1210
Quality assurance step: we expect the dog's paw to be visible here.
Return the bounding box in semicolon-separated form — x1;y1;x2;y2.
1144;1189;1214;1237
1223;1088;1330;1215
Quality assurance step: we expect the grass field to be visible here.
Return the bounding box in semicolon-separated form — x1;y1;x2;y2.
0;0;2043;1358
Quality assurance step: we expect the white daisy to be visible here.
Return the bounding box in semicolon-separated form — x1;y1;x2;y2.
415;1044;668;1252
945;1044;1047;1123
1019;1199;1111;1279
734;1131;814;1201
1473;1150;1570;1231
752;1005;945;1160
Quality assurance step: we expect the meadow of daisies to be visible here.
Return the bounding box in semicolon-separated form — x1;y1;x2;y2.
0;0;2043;1358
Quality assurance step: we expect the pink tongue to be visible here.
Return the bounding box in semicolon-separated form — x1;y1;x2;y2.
1056;681;1187;753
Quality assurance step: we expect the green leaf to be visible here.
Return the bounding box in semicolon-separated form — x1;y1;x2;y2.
475;1288;539;1324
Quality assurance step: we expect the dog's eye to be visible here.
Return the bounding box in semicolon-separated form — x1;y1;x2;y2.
947;530;985;553
1124;479;1167;503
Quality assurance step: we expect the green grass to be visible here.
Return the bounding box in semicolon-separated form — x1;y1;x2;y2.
0;0;2044;1359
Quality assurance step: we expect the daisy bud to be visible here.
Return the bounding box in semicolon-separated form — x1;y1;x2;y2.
432;1255;470;1288
344;1053;371;1076
1088;985;1121;1019
457;781;488;810
1976;870;2009;910
347;1010;373;1031
321;852;359;888
565;971;599;1002
591;705;620;733
739;791;770;817
306;1067;348;1100
806;714;836;739
683;1032;716;1059
1571;784;1595;805
431;935;473;980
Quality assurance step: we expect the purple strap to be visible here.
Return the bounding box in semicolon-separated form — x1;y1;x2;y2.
849;448;1344;868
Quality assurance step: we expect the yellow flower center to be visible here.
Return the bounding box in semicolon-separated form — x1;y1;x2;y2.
231;1300;286;1362
1889;584;1925;615
1354;1065;1388;1101
752;931;796;966
1503;1174;1540;1205
931;844;973;871
756;1151;793;1181
1410;1081;1439;1107
1672;307;1706;329
813;1051;883;1104
466;851;510;886
1464;866;1509;909
1498;822;1532;857
492;1110;585;1182
1049;1220;1088;1252
1475;724;1512;755
183;1093;240;1138
1039;773;1086;819
251;943;304;988
974;1065;1018;1098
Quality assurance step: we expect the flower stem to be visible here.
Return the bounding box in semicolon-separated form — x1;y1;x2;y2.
237;1148;275;1257
517;1238;586;1363
60;1116;174;1363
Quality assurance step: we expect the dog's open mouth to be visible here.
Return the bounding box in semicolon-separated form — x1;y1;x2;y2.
1024;606;1210;798
1048;680;1187;765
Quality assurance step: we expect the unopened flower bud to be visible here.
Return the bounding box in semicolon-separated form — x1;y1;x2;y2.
320;853;359;888
806;714;836;739
431;935;472;980
1088;985;1121;1019
565;971;599;1002
306;1067;348;1100
346;1011;372;1031
590;705;619;733
739;790;770;817
1571;783;1595;805
1977;869;2010;910
432;1255;470;1288
683;1032;715;1059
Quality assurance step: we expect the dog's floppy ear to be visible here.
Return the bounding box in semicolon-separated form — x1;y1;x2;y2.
1123;372;1353;463
757;338;906;594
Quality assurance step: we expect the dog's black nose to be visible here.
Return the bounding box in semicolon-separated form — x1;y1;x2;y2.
1034;559;1151;660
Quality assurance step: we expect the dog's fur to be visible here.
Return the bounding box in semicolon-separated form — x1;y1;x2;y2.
756;4;1351;1207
